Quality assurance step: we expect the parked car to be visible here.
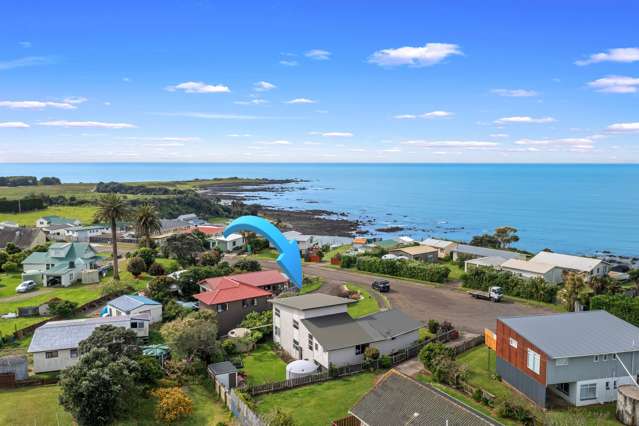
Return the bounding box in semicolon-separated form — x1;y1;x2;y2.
16;280;37;293
372;279;390;292
98;263;113;278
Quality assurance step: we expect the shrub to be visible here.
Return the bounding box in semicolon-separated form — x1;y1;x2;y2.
147;276;176;304
472;388;483;402
127;256;147;277
419;342;454;371
148;262;166;276
131;247;157;268
222;339;237;355
591;294;639;326
340;255;357;268
379;355;392;368
439;320;454;334
162;299;189;322
137;356;164;389
355;256;450;283
200;250;223;266
151;387;193;423
234;258;261;272
462;267;556;303
364;346;380;361
427;319;440;334
48;299;78;318
496;400;534;425
100;278;131;296
1;261;18;273
264;408;295;426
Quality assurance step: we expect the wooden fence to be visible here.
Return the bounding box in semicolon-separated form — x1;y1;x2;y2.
209;368;266;426
332;415;361;426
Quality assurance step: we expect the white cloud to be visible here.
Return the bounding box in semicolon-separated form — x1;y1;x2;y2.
422;110;454;119
394;114;417;120
515;137;593;146
64;96;88;105
254;81;276;91
305;49;331;60
256;140;291;145
309;131;353;137
349;148;366;152
587;75;639;93
122;77;132;83
403;140;498;148
0;100;77;110
286;98;316;104
227;133;252;137
0;56;54;71
117;136;201;142
303;141;321;145
492;89;538;97
39;120;136;129
234;99;269;105
490;133;509;138
368;43;462;67
383;148;401;152
280;60;299;66
576;47;639;66
606;122;639;133
0;121;30;128
165;81;230;93
156;112;273;120
494;116;556;124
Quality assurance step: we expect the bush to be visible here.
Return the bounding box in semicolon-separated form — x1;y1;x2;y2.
200;250;223;266
234;258;261;272
163;299;189;322
439;320;454;334
264;408;296;426
364;346;380;360
355;256;450;283
148;276;177;304
48;299;78;318
137;356;164;389
496;400;534;425
148;262;166;276
379;355;392;368
427;319;440;334
462;267;556;303
130;247;157;268
151;387;193;423
222;339;236;355
100;278;131;296
1;261;18;273
127;256;147;277
419;342;454;371
591;294;639;326
340;255;357;268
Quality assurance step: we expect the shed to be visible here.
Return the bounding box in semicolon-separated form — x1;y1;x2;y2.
0;355;28;381
208;361;238;389
81;269;100;284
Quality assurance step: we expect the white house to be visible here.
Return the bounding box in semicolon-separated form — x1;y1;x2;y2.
501;259;564;284
282;231;313;254
528;251;608;280
420;238;458;258
64;225;109;242
106;294;163;324
271;294;421;369
28;314;150;373
214;233;244;252
21;242;100;287
35;215;80;228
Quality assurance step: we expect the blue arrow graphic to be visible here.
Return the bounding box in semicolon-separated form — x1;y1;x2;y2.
224;215;303;288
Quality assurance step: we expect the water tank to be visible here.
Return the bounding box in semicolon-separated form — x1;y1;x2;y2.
286;359;319;379
617;385;639;425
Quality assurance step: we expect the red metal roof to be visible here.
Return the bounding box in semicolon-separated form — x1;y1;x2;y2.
194;277;272;305
186;226;224;236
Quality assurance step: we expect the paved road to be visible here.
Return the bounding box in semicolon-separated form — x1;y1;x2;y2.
258;260;553;334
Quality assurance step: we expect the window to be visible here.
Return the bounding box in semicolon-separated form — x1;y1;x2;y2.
355;344;368;355
293;320;299;330
216;303;228;313
602;354;608;361
293;339;300;351
130;321;144;329
274;326;280;336
308;334;314;350
509;338;518;349
580;383;597;401
555;358;568;366
605;381;610;390
614;380;618;389
315;342;318;351
45;351;58;359
70;349;78;358
243;298;257;308
274;307;280;317
556;383;570;395
527;349;540;374
593;355;600;362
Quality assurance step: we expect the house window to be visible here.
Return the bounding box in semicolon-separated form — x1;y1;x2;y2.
580;383;597;401
293;320;299;330
614;380;618;389
130;321;144;329
555;358;568;366
602;354;608;361
70;349;78;358
45;351;58;359
274;307;280;317
593;355;600;362
556;383;570;396
243;299;257;308
606;381;610;390
509;338;518;349
308;334;314;351
315;342;318;351
216;303;228;313
293;339;300;351
355;344;368;356
252;298;258;306
274;326;280;337
527;349;540;374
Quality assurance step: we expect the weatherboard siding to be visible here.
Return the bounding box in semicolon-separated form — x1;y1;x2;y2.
496;319;547;385
546;351;639;384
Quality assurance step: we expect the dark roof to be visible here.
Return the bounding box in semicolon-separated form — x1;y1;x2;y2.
499;310;639;358
301;309;421;350
0;227;43;249
454;244;525;260
208;361;238;376
0;355;27;367
350;371;498;426
269;293;355;311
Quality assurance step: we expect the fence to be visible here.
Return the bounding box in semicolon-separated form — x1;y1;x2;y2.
332;415;361;426
209;368;266;426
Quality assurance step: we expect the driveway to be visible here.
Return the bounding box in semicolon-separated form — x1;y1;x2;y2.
257;260;553;334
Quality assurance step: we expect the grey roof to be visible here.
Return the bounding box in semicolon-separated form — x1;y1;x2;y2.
499;310;639;358
208;361;238;376
351;372;498;426
28;314;149;353
108;294;161;312
301;309;421;351
269;293;355;311
0;355;27;367
0;227;44;249
465;256;508;267
454;244;525;260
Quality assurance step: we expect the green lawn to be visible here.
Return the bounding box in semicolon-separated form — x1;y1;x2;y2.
154;257;179;273
442;261;465;281
419;327;435;341
299;276;323;294
249;248;279;260
0;205;98;226
345;283;379;318
242;342;287;385
254;372;379;425
0;273;23;298
322;244;351;261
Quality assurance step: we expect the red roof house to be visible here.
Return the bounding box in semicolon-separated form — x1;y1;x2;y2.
199;270;289;293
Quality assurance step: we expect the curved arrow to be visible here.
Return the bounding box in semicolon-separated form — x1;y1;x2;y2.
224;215;303;288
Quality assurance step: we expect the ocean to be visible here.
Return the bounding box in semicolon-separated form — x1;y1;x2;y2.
1;163;637;256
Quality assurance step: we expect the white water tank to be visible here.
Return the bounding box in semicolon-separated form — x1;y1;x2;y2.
286;360;319;379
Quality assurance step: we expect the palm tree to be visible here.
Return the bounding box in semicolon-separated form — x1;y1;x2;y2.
95;194;130;280
134;203;161;247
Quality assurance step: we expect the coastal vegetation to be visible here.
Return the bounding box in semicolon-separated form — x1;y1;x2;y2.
462;267;557;303
351;256;450;283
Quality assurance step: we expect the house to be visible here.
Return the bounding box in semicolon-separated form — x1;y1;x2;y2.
28;314;150;373
0;227;46;250
195;277;272;335
64;225;110;242
452;244;526;262
0;221;19;229
500;259;564;284
41;224;74;241
345;370;497;426
464;256;508;272
389;245;438;262
420;238;458;259
374;239;400;250
159;218;193;234
21;242;100;287
213;233;244;252
528;251;608;280
271;294;420;369
496;311;639;407
282;231;314;254
176;213;210;226
106;294;163;324
35;215;80;228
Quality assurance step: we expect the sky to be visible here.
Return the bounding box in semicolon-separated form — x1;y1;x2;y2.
0;0;638;163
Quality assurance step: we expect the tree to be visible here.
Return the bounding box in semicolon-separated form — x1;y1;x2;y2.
176;263;233;298
493;226;519;249
200;250;223;266
79;324;141;360
151;387;193;423
130;247;157;268
147;276;176;304
4;242;21;255
95;194;130;280
148;262;166;276
557;272;593;311
134;203;161;248
136;356;164;389
364;346;380;361
164;233;204;266
469;234;501;249
234;258;261;272
1;261;18;273
590;275;622;295
419;342;454;371
59;348;140;426
48;299;78;318
100;278;130;297
127;256;147;277
160;310;221;362
163;299;189;322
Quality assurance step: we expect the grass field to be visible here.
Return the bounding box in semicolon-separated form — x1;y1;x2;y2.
345;283;379;318
299;276;323;294
254;372;379;425
242;342;287;386
0;273;23;298
442;261;465;281
322;244;351;261
0;205;98;226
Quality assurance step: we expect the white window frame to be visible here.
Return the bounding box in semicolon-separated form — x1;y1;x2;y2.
70;348;78;358
593;355;600;362
274;307;280;317
216;303;228;313
527;349;540;374
509;337;518;349
45;351;58;359
293;320;299;330
580;383;597;401
555;358;568;366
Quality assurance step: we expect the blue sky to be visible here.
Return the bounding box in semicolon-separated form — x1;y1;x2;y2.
1;0;638;162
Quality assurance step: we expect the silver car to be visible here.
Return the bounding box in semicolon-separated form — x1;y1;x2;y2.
16;280;37;293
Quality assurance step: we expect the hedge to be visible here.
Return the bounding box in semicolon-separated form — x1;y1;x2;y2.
591;295;639;326
462;267;556;303
0;197;45;213
355;256;450;283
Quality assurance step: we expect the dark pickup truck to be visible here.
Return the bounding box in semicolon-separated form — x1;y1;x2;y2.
372;280;390;292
